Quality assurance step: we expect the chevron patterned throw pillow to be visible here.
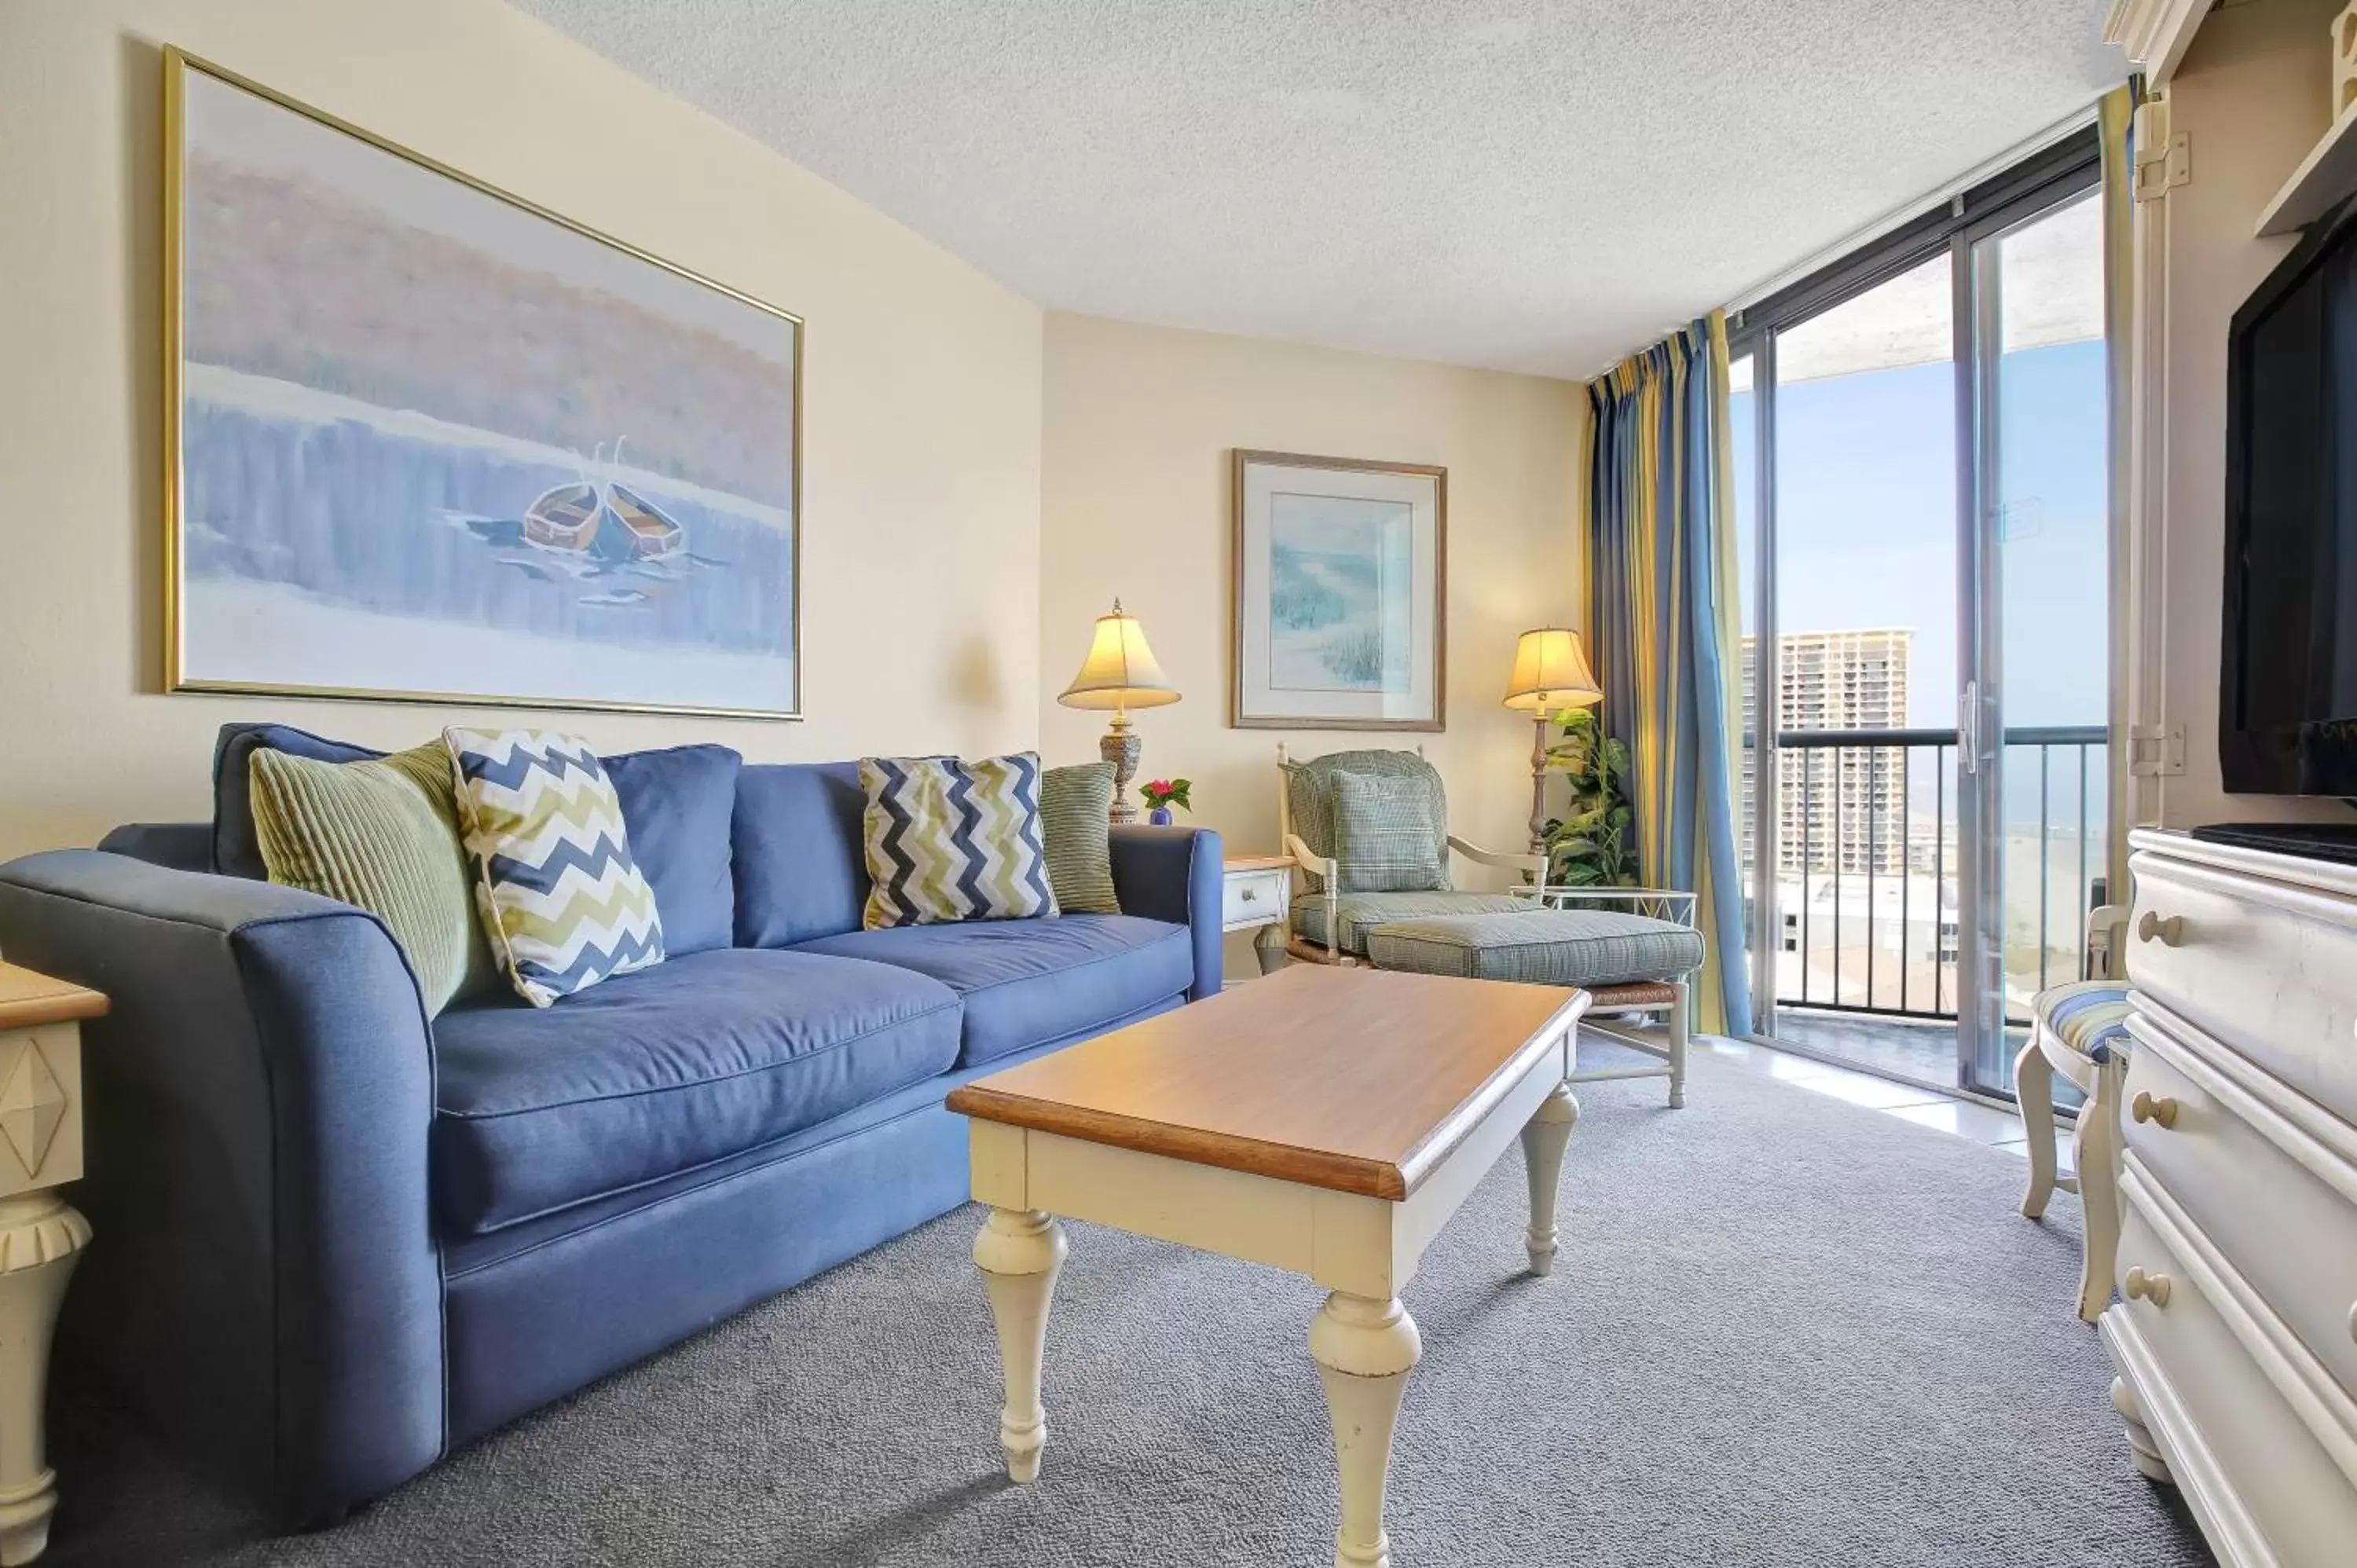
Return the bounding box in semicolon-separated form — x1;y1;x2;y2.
443;728;665;1007
860;753;1059;929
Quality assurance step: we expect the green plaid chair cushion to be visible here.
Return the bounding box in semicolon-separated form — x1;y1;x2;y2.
1293;890;1532;956
1330;770;1448;892
1285;749;1450;894
1363;910;1706;987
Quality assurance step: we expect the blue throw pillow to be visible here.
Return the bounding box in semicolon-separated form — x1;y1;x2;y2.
603;744;742;956
211;723;381;879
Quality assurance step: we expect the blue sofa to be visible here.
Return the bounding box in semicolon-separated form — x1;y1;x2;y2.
0;725;1222;1524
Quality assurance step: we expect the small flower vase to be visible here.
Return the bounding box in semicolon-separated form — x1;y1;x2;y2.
1148;805;1174;826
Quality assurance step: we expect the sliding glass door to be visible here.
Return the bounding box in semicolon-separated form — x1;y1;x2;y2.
1732;135;2111;1098
1976;189;2113;1094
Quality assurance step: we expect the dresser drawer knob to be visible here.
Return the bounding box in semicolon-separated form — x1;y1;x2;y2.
2124;1268;2172;1307
2130;1092;2179;1129
2136;911;2184;947
1240;886;1257;902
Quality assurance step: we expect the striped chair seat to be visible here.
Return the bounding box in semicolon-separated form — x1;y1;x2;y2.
2033;980;2133;1064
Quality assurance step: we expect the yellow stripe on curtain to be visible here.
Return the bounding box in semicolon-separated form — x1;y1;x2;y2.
1587;312;1750;1036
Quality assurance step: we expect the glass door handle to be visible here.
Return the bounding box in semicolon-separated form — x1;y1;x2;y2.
1959;681;1981;775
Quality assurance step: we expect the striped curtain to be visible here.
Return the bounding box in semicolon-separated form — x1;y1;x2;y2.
1588;312;1751;1036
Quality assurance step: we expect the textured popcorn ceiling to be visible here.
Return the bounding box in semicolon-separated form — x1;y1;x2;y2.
512;1;2124;379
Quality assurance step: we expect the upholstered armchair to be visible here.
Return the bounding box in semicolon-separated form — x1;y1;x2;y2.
1273;745;1546;966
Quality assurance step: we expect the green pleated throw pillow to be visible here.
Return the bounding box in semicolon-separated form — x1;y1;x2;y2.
1040;760;1121;915
248;742;497;1016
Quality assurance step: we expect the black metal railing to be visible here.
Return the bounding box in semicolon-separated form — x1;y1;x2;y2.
1739;725;2107;1023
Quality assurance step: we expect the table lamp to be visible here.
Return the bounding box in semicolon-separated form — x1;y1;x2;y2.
1058;599;1182;823
1504;628;1604;854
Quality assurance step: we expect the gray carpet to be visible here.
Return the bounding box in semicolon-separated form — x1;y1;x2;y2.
49;1046;2213;1566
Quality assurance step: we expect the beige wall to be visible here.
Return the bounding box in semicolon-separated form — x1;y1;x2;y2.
2132;0;2354;829
0;0;1043;859
1039;314;1587;973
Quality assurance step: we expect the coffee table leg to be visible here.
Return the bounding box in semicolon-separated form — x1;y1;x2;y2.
1310;1291;1420;1568
975;1207;1066;1482
1519;1083;1580;1276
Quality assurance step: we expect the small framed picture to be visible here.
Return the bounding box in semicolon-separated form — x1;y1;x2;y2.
1230;450;1446;731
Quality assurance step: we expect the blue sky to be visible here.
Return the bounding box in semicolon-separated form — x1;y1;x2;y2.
1729;338;2110;732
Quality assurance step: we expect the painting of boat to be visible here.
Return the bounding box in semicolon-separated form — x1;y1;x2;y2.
609;482;685;561
522;481;602;551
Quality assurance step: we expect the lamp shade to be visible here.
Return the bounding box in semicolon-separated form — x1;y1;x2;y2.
1503;628;1602;713
1058;599;1182;712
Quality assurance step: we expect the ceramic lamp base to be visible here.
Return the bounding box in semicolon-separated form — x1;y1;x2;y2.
1100;724;1143;824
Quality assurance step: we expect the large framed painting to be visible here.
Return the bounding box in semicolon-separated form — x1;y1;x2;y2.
1230;450;1446;731
163;49;801;718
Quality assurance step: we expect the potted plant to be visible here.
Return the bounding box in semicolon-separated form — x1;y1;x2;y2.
1542;709;1637;888
1139;778;1192;826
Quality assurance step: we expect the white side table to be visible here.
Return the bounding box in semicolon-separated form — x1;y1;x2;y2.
1221;855;1294;978
0;965;100;1566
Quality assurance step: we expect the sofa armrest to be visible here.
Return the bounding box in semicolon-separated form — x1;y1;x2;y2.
1108;825;1225;1000
94;820;212;873
0;850;445;1522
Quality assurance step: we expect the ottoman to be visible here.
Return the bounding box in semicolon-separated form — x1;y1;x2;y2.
1363;909;1706;1107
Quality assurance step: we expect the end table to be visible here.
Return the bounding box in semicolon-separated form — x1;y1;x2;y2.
0;965;101;1565
1221;855;1294;978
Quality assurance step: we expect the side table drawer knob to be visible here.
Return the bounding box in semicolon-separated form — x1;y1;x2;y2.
2137;911;2184;947
2124;1267;2172;1307
1241;886;1257;902
2130;1092;2179;1129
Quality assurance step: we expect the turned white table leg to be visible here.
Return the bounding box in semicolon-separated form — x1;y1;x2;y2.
1519;1083;1579;1276
1310;1292;1419;1568
2112;1376;2172;1485
0;1195;88;1566
974;1207;1065;1483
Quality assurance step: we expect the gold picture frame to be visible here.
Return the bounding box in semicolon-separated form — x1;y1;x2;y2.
163;47;805;720
1230;449;1447;731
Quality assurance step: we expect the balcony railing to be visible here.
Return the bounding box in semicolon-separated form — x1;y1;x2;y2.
1741;725;2108;1024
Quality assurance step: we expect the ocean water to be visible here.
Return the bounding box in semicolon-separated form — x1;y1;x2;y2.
180;392;792;664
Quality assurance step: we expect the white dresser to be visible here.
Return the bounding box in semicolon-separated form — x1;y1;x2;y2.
2107;828;2357;1568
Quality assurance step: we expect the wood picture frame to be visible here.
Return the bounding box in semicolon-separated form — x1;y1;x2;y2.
1230;449;1446;731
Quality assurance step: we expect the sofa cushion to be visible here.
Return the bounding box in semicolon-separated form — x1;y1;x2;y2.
603;745;741;956
734;761;870;947
792;913;1190;1067
430;947;961;1234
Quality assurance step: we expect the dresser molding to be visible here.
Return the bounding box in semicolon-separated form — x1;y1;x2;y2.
2126;1162;2357;1475
2128;1000;2357;1200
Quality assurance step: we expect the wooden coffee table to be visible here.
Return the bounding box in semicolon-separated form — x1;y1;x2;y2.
945;965;1591;1566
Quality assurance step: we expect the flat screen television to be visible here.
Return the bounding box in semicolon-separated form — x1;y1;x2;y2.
2222;192;2357;800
